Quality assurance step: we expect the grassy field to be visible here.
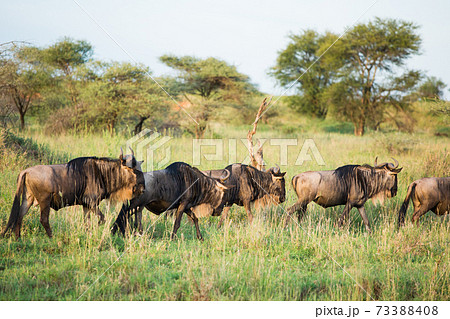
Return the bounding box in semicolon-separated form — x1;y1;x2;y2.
0;125;449;301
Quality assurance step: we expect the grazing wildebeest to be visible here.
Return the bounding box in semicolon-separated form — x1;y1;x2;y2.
111;162;231;240
286;158;402;231
1;151;145;238
398;177;450;226
194;163;286;227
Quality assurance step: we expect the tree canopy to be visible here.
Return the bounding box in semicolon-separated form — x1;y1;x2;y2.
416;76;447;100
270;30;341;118
0;43;53;129
78;62;167;134
0;21;446;137
160;55;257;137
271;17;424;135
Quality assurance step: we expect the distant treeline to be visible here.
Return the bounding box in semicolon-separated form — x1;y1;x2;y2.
0;17;447;136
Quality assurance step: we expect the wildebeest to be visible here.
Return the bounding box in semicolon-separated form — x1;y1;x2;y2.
398;177;450;226
125;163;286;233
194;163;286;227
286;158;402;231
111;162;231;240
1;151;145;238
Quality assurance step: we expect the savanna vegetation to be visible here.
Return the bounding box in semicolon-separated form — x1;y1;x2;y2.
0;17;448;300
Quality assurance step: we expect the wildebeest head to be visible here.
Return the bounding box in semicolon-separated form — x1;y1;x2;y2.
210;169;231;214
373;157;402;198
362;157;402;203
266;164;287;203
116;149;145;200
120;147;144;171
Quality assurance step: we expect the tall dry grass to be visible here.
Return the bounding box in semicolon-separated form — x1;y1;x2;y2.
0;127;448;300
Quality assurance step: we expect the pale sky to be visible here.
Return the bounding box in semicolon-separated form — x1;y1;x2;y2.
2;0;449;98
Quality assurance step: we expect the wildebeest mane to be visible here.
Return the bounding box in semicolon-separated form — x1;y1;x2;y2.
67;157;131;204
245;165;274;199
334;164;392;198
219;163;285;206
165;162;223;208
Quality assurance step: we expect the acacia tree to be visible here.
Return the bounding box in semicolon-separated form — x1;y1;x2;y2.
416;76;447;101
159;55;254;137
79;62;166;134
270;30;341;118
0;44;52;129
331;18;422;135
272;18;423;135
40;37;93;105
126;77;169;135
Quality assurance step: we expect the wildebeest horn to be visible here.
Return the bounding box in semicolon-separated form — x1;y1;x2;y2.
391;157;399;169
275;164;281;174
129;146;134;156
119;147;124;160
220;169;230;183
374;157;390;169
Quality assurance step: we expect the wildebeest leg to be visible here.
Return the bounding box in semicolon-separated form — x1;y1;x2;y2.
171;202;187;240
95;206;106;225
134;208;142;233
285;202;298;226
218;206;231;228
356;206;371;233
131;206;144;234
185;210;203;240
84;206;105;225
183;212;195;226
243;200;253;224
13;194;33;238
38;199;53;238
411;206;428;225
296;204;308;224
111;203;134;236
338;202;353;227
83;206;91;224
285;201;308;226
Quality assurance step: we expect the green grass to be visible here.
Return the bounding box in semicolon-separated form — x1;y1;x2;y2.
0;126;449;300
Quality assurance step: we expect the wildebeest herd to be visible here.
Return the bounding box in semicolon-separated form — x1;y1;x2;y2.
1;149;449;239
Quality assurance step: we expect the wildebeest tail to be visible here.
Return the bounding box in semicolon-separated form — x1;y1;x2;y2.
398;181;416;227
1;172;26;237
291;175;297;190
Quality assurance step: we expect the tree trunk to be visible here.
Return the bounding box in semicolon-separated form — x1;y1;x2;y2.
195;124;206;138
19;112;25;130
134;116;148;135
354;117;365;136
108;120;115;136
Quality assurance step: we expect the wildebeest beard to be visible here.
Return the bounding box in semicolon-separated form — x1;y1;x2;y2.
334;164;397;200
